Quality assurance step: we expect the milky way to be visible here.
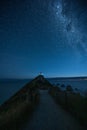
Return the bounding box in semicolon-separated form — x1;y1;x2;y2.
0;0;87;78
49;0;87;56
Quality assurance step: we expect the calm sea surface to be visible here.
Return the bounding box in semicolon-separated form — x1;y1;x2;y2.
48;78;87;94
0;79;31;105
0;78;87;105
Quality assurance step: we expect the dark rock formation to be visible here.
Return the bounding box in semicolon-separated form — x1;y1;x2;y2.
0;75;52;130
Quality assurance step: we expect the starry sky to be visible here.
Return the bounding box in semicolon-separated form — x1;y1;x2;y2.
0;0;87;78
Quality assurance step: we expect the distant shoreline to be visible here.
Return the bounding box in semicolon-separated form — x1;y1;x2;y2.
47;77;87;80
0;76;87;80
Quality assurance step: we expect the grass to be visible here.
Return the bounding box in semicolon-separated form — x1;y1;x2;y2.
0;85;40;130
0;75;51;130
49;86;87;127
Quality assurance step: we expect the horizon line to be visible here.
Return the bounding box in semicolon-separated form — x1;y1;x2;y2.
0;75;87;79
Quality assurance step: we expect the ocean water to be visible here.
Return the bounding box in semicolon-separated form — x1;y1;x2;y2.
0;79;31;105
48;78;87;95
0;78;87;105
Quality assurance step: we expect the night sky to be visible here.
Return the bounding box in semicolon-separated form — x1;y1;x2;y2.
0;0;87;78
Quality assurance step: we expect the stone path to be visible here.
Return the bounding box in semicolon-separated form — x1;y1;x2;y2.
23;90;85;130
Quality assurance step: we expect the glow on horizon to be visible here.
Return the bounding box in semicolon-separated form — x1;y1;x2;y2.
0;0;87;78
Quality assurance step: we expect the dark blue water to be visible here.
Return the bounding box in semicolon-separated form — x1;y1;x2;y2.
48;78;87;95
0;78;87;105
0;79;31;105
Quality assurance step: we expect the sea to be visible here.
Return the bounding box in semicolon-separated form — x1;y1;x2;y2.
0;79;31;105
0;78;87;105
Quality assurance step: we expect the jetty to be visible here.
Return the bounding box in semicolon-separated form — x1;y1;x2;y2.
0;75;86;130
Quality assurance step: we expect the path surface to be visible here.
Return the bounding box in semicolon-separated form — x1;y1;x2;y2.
23;90;84;130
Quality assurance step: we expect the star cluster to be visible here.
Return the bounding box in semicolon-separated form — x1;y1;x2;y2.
0;0;87;78
51;0;87;56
